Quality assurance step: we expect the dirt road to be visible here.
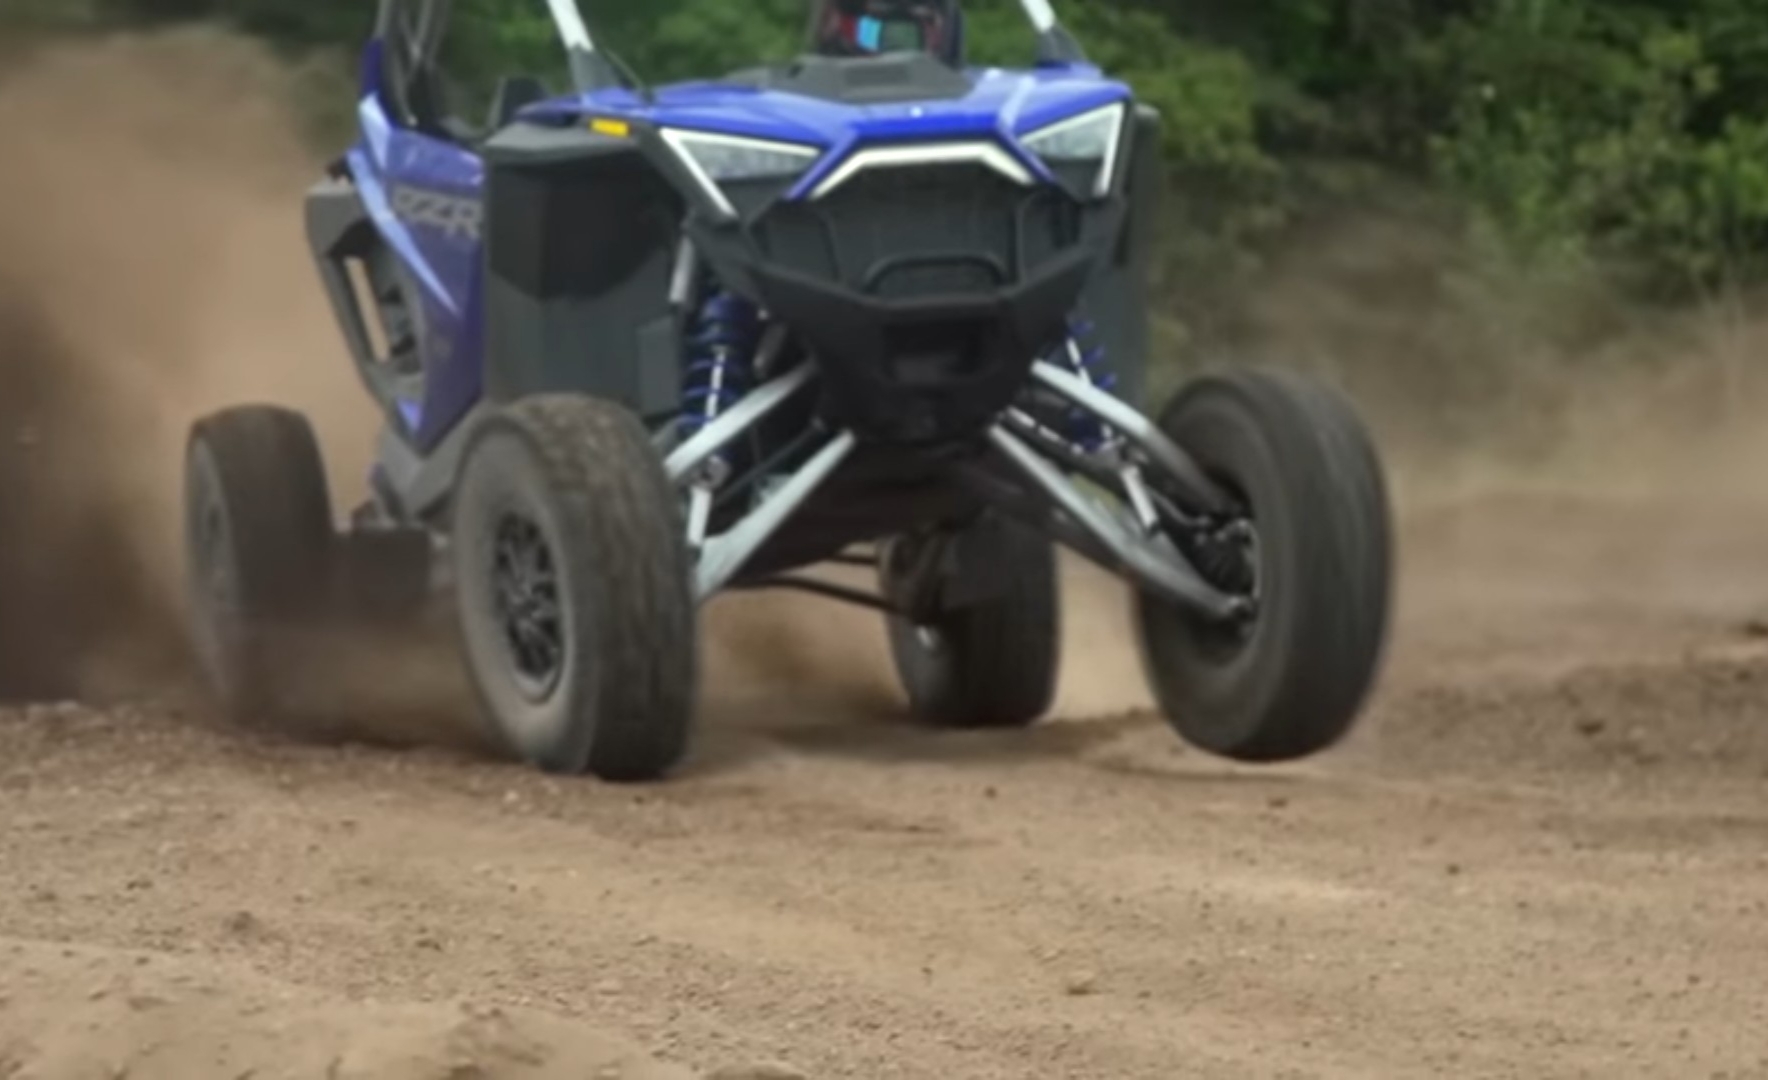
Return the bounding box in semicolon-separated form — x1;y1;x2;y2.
6;489;1768;1079
5;28;1768;1080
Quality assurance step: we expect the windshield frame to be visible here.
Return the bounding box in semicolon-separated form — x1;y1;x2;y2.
541;0;1075;92
1018;0;1057;33
545;0;594;51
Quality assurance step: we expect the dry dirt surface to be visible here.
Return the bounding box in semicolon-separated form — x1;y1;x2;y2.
6;28;1768;1080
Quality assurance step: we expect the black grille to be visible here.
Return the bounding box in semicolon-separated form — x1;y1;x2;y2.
752;161;1080;299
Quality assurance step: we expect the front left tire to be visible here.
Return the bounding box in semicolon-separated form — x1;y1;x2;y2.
451;394;697;782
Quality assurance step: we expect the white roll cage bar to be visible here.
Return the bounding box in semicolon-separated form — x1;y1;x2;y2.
543;0;1071;90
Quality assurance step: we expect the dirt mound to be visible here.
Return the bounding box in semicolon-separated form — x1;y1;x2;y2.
1367;631;1768;783
0;937;692;1080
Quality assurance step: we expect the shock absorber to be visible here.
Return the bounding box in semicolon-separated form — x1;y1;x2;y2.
1061;315;1117;452
680;285;762;453
1055;313;1165;533
679;282;761;551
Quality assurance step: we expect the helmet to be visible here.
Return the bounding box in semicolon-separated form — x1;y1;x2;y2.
812;0;962;64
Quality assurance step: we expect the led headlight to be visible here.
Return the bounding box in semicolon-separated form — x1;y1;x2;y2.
1020;102;1128;199
660;128;822;217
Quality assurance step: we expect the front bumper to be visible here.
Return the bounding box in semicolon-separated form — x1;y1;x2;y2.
689;155;1120;444
746;247;1095;443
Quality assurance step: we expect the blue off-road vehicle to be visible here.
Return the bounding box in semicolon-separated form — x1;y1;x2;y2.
182;0;1393;782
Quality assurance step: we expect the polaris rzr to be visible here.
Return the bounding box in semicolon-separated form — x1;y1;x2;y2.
182;0;1393;782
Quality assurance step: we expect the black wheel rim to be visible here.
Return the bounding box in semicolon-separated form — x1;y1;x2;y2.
488;509;565;702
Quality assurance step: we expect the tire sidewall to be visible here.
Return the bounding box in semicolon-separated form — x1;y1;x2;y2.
881;518;1061;727
182;410;335;722
452;420;602;773
184;437;253;711
881;535;959;710
1137;389;1301;749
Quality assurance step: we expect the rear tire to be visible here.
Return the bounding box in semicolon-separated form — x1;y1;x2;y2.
183;404;336;726
451;394;696;782
881;516;1061;729
1134;367;1393;762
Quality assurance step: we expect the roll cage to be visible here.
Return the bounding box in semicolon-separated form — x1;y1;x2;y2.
372;0;1089;135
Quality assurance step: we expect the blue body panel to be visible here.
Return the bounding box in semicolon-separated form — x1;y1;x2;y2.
349;91;487;448
347;48;1132;456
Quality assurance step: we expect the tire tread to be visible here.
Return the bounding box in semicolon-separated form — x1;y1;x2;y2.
1138;366;1393;762
184;404;334;722
886;520;1060;729
456;395;696;782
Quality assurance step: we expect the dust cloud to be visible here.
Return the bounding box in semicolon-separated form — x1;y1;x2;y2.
1213;205;1768;505
0;27;897;720
1215;207;1768;687
0;29;377;701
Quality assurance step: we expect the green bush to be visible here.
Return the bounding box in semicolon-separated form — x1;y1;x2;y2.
1420;3;1768;296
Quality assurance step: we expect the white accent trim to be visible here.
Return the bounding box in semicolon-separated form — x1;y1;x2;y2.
1023;102;1127;198
661;127;735;219
544;0;593;51
659;128;821;220
665;128;823;161
1019;0;1058;33
1095;108;1125;198
810;142;1035;200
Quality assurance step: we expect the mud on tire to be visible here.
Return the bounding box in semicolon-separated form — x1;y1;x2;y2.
452;394;696;782
1135;367;1393;762
183;404;336;726
881;515;1060;729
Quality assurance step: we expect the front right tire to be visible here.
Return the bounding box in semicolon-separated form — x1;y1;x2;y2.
451;394;697;782
1134;367;1394;763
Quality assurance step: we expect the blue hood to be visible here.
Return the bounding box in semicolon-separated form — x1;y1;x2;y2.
519;62;1133;197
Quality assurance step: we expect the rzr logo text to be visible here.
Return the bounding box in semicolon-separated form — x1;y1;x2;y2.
389;184;482;242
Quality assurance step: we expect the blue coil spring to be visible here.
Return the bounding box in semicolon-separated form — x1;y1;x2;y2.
680;288;762;452
1063;316;1116;451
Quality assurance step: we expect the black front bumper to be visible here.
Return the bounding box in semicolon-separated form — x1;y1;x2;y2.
747;247;1095;443
691;158;1119;444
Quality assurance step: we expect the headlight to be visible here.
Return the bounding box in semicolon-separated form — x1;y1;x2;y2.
1020;102;1127;199
660;128;822;217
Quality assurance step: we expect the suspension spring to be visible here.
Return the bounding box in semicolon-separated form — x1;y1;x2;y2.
679;284;762;466
1061;316;1117;452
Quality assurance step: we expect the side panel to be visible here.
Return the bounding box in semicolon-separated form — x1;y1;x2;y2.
1078;103;1162;409
480;123;685;422
347;93;487;449
304;176;392;413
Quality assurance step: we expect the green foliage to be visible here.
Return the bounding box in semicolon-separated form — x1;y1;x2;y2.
1420;2;1768;295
